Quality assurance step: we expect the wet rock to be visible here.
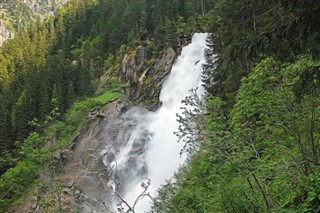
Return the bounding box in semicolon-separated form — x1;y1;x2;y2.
82;202;94;213
62;206;73;212
106;152;115;162
62;177;74;188
74;189;81;195
11;40;176;212
62;188;71;195
31;203;37;210
120;45;176;109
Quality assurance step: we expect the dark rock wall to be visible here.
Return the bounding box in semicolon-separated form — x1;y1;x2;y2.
120;45;177;110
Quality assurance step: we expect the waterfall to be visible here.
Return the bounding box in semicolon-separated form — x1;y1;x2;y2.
105;33;208;212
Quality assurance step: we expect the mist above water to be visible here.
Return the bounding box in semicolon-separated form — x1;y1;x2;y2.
105;33;208;212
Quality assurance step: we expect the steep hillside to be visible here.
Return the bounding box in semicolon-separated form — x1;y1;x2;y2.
155;1;320;212
1;0;320;212
11;44;177;212
0;0;68;45
0;0;208;211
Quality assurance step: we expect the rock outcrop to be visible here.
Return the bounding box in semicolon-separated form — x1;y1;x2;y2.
0;24;13;46
0;0;68;46
120;45;177;109
24;0;69;15
12;100;131;212
10;40;182;212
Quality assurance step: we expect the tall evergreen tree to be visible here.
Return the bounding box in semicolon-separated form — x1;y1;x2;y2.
11;90;30;142
51;83;64;114
38;81;51;119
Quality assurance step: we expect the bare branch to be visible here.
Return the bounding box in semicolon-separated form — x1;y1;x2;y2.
114;178;153;213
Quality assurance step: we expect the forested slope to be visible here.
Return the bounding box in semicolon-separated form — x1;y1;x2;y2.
1;0;320;212
0;0;212;211
0;0;68;45
155;0;320;212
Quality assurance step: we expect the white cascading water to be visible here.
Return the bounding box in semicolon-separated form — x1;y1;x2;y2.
107;33;208;212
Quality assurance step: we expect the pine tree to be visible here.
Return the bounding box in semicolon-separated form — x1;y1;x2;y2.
38;81;51;119
51;83;64;114
65;81;75;109
202;35;220;95
11;90;29;142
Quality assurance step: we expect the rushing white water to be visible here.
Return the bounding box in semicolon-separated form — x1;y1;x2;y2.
107;33;208;212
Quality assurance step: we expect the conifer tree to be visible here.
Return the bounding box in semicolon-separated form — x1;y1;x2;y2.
38;81;51;119
51;83;64;114
11;90;29;142
202;35;220;95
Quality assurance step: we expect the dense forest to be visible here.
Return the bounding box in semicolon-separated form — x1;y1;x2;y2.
0;0;67;45
0;0;212;210
154;0;320;212
0;0;320;212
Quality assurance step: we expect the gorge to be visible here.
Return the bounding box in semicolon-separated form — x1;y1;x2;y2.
111;33;208;212
10;33;208;213
3;0;320;212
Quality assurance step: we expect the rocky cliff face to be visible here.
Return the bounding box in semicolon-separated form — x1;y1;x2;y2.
10;43;179;212
22;0;68;15
0;25;13;46
11;100;129;213
120;45;177;109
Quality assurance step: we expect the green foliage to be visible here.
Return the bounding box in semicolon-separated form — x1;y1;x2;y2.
6;0;320;212
64;90;122;129
0;89;122;211
296;173;320;212
155;56;320;212
19;132;48;162
0;0;209;211
205;0;320;104
2;0;202;177
158;3;320;210
0;160;39;210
